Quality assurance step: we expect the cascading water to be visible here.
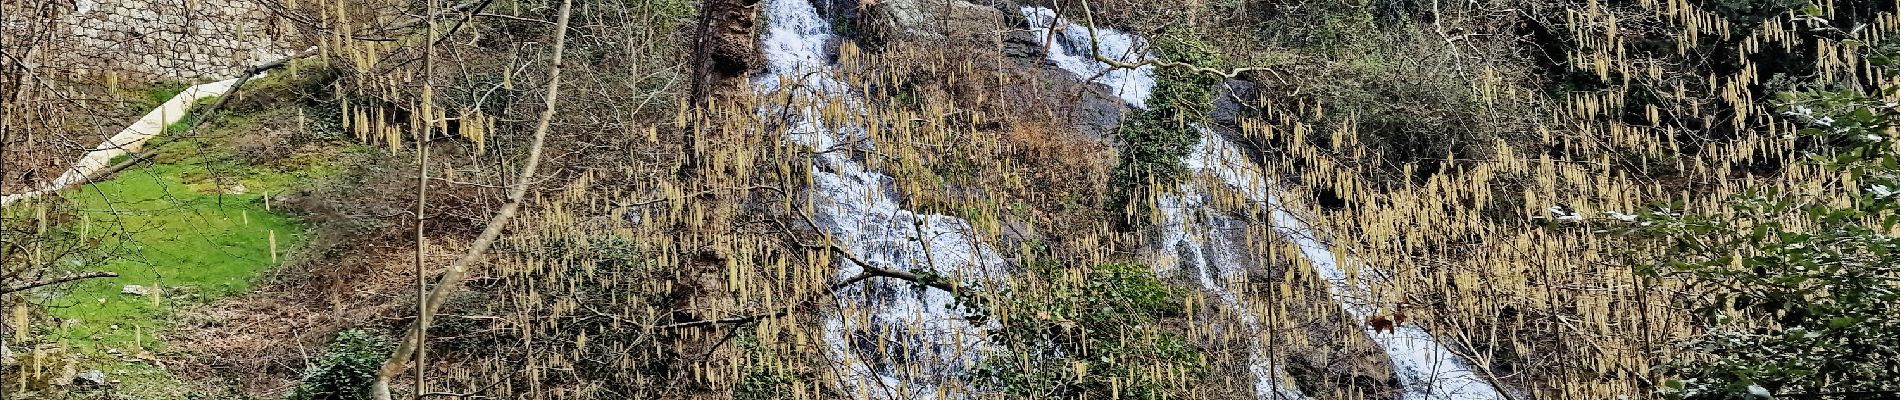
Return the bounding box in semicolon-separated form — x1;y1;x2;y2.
1024;6;1507;399
1020;7;1153;107
1192;131;1507;400
1155;186;1314;400
1023;8;1309;399
756;0;1005;397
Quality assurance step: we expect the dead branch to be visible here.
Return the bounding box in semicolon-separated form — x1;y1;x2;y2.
1;272;119;294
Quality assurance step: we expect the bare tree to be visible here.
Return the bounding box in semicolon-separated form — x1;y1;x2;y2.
410;0;442;394
372;0;574;397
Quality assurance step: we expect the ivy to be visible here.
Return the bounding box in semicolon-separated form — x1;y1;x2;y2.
1109;34;1224;227
289;329;394;400
970;243;1205;398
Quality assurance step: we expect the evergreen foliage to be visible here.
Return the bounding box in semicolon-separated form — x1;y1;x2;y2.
1616;47;1900;399
1109;35;1223;226
972;245;1204;399
290;329;394;400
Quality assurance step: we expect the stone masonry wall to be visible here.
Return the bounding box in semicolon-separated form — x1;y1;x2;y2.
61;0;300;80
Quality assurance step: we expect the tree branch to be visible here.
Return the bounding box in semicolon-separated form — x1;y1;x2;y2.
1071;0;1278;81
1;272;119;294
371;0;575;398
655;193;967;330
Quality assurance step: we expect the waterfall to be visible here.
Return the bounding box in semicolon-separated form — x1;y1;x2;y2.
1193;131;1507;400
756;0;1005;397
1024;7;1507;400
1155;185;1315;400
1021;7;1310;399
1020;7;1154;108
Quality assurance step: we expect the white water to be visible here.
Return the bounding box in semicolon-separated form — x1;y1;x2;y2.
1192;131;1506;400
756;0;1005;397
1021;7;1154;108
2;78;242;206
1155;186;1313;400
1024;7;1506;399
1021;8;1310;399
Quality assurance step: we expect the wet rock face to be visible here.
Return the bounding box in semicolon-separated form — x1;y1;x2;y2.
862;0;1004;41
1210;78;1258;128
1002;28;1044;61
997;11;1130;140
1070;80;1126;139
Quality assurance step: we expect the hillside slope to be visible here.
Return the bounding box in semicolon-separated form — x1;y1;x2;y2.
3;0;1896;399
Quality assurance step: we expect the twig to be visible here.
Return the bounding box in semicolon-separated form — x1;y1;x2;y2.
2;272;119;294
608;185;780;208
1072;0;1277;80
475;13;552;25
656;193;969;330
371;0;575;398
415;367;525;399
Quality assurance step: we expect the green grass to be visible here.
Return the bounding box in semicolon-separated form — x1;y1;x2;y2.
27;95;343;395
32;162;307;397
49;163;305;348
4;74;352;397
134;81;191;114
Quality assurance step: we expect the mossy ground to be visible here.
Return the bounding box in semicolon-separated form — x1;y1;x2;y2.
37;165;306;397
14;78;351;397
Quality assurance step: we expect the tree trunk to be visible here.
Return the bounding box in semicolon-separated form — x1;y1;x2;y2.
370;0;573;398
409;0;439;393
682;0;761;178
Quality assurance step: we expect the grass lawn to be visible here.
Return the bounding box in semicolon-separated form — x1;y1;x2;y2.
26;102;353;397
6;63;354;398
50;163;305;353
32;161;307;396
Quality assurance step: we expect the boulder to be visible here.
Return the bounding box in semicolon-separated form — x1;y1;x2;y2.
1002;28;1045;63
75;369;107;386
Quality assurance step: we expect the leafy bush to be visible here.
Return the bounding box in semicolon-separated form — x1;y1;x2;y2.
972;254;1205;399
733;370;797;400
1245;0;1380;55
732;326;797;400
290;329;394;400
497;233;686;392
1613;55;1900;399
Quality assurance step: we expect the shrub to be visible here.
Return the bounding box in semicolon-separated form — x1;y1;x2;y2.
972;248;1205;399
1613;53;1900;399
732;326;797;400
289;329;394;400
493;233;686;393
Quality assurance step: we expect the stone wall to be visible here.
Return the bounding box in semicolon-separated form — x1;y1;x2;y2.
59;0;300;80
